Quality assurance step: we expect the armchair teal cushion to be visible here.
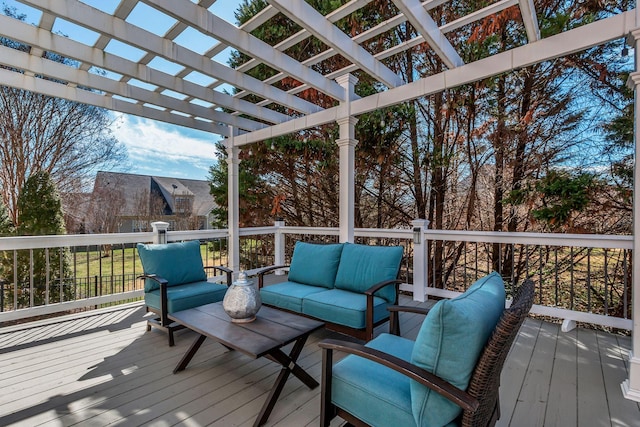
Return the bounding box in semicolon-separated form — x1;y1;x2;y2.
145;280;228;313
334;243;403;303
331;333;416;427
410;272;506;426
288;242;344;288
137;240;207;292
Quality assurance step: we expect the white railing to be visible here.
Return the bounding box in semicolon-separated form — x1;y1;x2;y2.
0;225;633;331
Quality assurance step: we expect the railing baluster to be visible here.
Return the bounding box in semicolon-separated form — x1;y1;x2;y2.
587;248;592;313
604;249;609;315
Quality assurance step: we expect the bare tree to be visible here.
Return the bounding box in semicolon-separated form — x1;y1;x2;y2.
0;6;127;227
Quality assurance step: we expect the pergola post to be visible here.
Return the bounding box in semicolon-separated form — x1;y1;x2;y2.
226;128;241;277
336;74;358;243
623;27;640;402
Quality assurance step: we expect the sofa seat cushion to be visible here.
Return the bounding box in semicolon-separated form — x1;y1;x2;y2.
332;333;416;427
260;281;328;313
288;242;344;288
334;243;403;303
302;289;389;329
138;240;206;292
145;280;228;313
410;272;506;427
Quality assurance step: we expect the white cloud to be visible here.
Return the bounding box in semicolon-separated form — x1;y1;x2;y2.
111;114;220;180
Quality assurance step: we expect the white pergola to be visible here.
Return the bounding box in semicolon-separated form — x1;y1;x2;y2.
0;0;638;402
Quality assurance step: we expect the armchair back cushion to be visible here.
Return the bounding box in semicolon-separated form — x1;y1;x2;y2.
410;271;506;426
334;243;403;303
137;240;206;292
287;242;344;288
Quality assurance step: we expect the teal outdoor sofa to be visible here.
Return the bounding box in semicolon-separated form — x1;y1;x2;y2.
137;240;232;346
319;273;535;427
257;241;404;341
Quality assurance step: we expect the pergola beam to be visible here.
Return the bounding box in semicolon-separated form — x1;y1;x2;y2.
0;67;230;136
267;0;404;89
0;45;265;132
20;0;322;115
391;0;464;69
143;0;347;102
0;14;288;127
276;0;518;99
519;0;541;42
234;9;637;146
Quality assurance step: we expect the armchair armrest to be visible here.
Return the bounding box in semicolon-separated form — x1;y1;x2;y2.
138;273;169;288
387;305;433;336
319;338;479;413
362;279;403;340
255;265;289;288
204;265;232;285
138;274;170;326
364;279;404;300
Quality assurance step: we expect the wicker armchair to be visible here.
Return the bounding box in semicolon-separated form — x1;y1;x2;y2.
319;277;535;427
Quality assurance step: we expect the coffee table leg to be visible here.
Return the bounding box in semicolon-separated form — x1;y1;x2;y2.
173;334;207;374
254;335;317;427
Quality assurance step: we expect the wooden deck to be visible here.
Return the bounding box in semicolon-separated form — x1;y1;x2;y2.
0;298;638;427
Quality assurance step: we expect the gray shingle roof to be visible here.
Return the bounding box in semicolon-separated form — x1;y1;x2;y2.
93;171;214;217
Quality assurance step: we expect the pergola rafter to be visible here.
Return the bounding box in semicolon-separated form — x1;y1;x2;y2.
142;0;347;102
20;0;322;115
267;0;405;89
0;0;637;402
391;0;464;69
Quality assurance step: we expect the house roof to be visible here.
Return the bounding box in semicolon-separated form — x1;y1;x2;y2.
93;171;214;217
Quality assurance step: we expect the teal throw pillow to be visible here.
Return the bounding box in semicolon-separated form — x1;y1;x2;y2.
410;272;506;426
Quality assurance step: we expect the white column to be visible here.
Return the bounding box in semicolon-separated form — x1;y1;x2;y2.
411;219;430;302
226;129;241;277
336;74;358;243
151;221;169;244
623;27;640;402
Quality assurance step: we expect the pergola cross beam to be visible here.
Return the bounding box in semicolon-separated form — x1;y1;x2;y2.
0;14;288;128
142;0;347;102
20;0;322;115
267;0;404;89
391;0;464;69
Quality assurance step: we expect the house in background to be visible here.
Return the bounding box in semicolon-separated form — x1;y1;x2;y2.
84;171;216;233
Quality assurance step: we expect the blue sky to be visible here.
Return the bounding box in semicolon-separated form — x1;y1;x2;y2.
3;0;244;181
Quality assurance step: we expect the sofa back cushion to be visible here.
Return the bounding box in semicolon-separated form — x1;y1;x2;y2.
334;243;403;302
137;240;206;292
288;242;344;288
409;272;506;426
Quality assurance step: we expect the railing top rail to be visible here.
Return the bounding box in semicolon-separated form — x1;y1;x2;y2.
424;229;632;249
0;229;230;250
0;227;631;250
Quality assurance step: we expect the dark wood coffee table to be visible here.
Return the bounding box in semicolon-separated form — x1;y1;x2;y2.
168;302;324;426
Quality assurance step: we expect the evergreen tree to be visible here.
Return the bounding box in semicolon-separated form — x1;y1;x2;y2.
8;172;71;307
0;202;12;236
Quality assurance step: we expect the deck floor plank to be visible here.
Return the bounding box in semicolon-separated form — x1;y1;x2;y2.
497;317;541;426
544;325;578;426
577;327;612;427
509;320;558;426
597;331;640;425
0;299;637;427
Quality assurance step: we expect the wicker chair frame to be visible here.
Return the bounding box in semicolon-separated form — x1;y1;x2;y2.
319;278;535;427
